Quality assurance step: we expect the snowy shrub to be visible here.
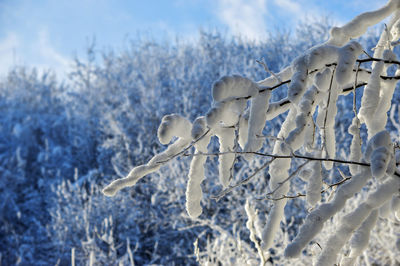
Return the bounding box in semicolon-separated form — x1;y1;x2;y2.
103;1;400;265
0;23;332;264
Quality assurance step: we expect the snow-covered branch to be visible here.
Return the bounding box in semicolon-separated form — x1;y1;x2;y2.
102;1;400;264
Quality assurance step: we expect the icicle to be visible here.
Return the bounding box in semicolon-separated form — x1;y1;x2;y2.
186;117;211;218
103;114;193;196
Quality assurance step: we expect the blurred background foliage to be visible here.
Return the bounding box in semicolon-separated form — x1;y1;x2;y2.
0;20;399;265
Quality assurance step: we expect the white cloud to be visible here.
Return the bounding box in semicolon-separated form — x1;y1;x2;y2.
272;0;326;27
0;29;72;81
0;33;20;79
273;0;301;15
36;29;71;79
216;0;268;41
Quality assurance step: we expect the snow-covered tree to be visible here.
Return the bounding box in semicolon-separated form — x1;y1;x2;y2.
103;1;400;265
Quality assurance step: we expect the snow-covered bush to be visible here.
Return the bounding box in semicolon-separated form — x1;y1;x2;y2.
103;1;400;265
0;23;332;264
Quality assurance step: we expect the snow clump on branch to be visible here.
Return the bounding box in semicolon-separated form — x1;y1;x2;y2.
102;0;400;264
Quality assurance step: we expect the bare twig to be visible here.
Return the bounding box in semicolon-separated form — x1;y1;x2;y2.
265;193;306;201
321;66;336;152
229;119;241;183
356;57;400;65
353;61;361;117
321;176;352;194
256;58;282;83
384;23;392;51
265;160;310;198
185;150;400;178
259;171;353;201
211;158;276;201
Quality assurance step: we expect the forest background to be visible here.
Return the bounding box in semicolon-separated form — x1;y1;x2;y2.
1;1;399;265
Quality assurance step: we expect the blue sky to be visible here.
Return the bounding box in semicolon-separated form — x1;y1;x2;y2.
0;0;387;80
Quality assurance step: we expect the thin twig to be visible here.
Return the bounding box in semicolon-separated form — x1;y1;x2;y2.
260;172;353;201
353;61;361;117
321;176;352;194
362;50;373;59
321;66;336;152
256;58;282;83
211;158;276;201
265;193;306;201
184;150;400;178
229;118;241;183
265;160;310;198
356;57;400;65
384;23;392;51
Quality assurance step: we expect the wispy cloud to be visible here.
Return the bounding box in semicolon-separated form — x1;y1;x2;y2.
216;0;268;41
273;0;301;15
0;29;72;81
36;29;71;78
0;33;20;78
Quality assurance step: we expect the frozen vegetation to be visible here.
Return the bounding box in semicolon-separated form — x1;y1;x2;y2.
1;2;400;265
